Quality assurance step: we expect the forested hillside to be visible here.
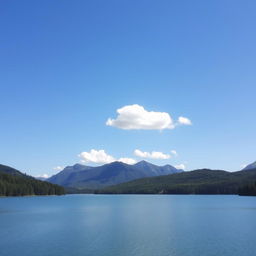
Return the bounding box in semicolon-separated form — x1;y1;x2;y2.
0;164;65;196
238;181;256;196
97;168;256;195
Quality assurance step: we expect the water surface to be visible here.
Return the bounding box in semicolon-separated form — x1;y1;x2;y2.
0;195;255;256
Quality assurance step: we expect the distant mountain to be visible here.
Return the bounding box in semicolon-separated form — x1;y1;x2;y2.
134;160;181;175
0;164;65;196
47;161;182;189
48;164;93;185
97;168;256;195
242;161;256;171
36;177;47;181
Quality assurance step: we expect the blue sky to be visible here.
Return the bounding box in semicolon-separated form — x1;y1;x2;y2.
0;0;255;177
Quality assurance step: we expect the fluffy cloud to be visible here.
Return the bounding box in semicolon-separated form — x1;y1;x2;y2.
106;104;174;130
53;166;64;171
178;116;192;125
134;149;171;159
106;104;191;130
78;149;137;165
79;149;115;164
174;164;186;170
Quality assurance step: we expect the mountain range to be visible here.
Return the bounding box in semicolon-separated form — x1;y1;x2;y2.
1;160;256;196
47;161;183;189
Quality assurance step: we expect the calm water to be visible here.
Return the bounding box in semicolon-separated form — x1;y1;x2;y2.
0;195;256;256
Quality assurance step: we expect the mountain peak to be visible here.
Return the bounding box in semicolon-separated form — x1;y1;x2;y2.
73;163;88;169
47;160;182;189
103;161;128;167
134;160;155;166
163;164;173;167
63;163;92;171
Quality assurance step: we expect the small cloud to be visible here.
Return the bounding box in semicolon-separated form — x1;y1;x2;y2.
174;164;186;170
53;166;64;171
78;149;137;165
134;149;171;159
171;150;178;157
106;104;191;130
36;174;49;179
178;116;192;125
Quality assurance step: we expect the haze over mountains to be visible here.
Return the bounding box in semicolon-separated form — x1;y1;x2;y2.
47;161;183;189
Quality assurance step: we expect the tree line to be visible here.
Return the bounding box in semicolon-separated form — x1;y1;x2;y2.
238;182;256;196
97;169;256;195
0;171;65;196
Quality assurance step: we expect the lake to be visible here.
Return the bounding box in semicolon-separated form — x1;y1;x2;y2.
0;195;255;256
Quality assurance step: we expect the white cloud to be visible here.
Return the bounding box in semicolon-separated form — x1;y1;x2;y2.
79;149;115;164
106;104;175;130
106;104;191;130
175;164;185;170
134;149;171;159
53;166;64;171
36;174;49;179
171;150;178;156
78;149;137;165
36;166;64;179
118;158;137;165
178;116;192;125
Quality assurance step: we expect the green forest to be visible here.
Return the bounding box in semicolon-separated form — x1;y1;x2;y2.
97;168;256;195
0;164;65;196
238;182;256;196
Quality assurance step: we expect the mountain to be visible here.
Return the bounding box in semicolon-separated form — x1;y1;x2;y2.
134;160;181;175
97;168;256;195
47;161;182;189
0;164;65;196
0;164;25;176
36;177;47;181
242;161;256;171
48;164;93;185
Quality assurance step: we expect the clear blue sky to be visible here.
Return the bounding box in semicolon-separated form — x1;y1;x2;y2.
0;0;255;176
